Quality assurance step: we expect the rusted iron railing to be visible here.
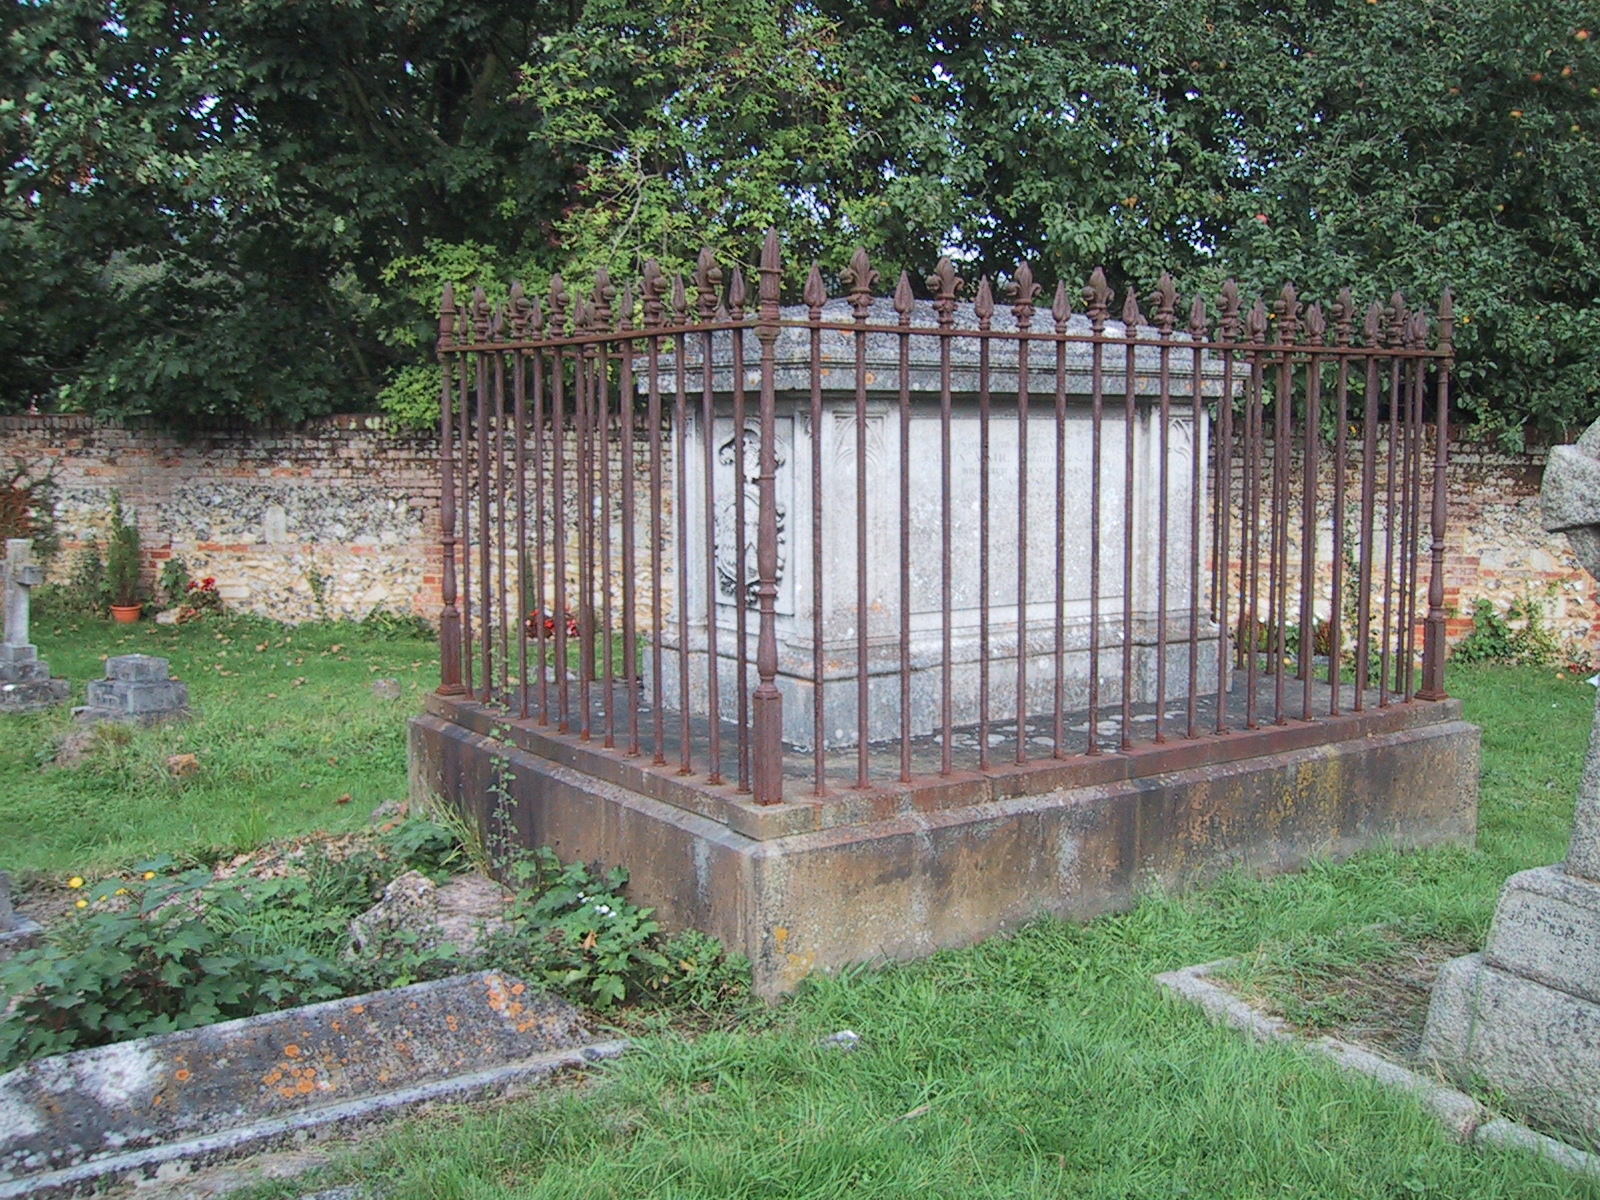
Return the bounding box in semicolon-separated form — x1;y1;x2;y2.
435;231;1453;806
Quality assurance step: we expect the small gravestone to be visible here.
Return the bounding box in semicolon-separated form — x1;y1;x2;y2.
1422;419;1600;1141
75;653;189;724
0;539;69;714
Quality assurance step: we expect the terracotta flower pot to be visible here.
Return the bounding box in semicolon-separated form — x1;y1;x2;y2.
110;604;142;624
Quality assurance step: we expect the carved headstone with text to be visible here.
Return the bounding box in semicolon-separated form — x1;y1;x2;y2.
1421;421;1600;1140
0;538;69;713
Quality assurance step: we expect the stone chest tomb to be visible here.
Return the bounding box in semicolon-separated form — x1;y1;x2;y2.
411;236;1480;996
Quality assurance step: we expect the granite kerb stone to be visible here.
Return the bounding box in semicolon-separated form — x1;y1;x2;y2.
0;972;604;1195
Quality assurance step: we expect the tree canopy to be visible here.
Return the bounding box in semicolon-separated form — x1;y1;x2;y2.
3;0;1596;443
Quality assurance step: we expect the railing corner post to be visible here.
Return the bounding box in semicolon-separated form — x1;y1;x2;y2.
436;282;466;697
752;229;785;803
1419;288;1453;701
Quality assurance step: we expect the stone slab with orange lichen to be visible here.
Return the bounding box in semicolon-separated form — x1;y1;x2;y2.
0;972;588;1188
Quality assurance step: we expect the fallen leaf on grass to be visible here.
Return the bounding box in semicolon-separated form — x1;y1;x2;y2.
894;1104;932;1123
166;753;200;777
335;793;352;805
292;676;308;687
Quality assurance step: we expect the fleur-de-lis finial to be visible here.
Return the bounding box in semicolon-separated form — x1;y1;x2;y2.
593;268;617;330
529;292;544;338
1083;267;1112;329
1274;282;1301;344
1304;302;1326;346
508;281;530;339
1151;272;1178;335
1006;261;1040;327
1121;288;1144;330
1364;300;1385;347
1408;309;1429;349
974;275;996;327
618;283;635;332
1051;281;1072;333
1332;287;1356;347
694;247;723;320
927;257;962;327
470;286;491;342
843;246;879;319
670;272;689;322
641;260;666;329
893;271;914;324
803;262;827;315
1245;298;1268;345
547;275;570;333
1218;279;1242;341
1188;294;1208;341
1387;290;1408;346
727;266;747;320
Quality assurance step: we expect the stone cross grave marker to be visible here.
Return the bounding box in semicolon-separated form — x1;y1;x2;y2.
0;538;69;712
1421;418;1600;1141
3;537;42;649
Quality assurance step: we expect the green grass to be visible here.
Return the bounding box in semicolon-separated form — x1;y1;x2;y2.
7;632;1595;1197
1;609;437;876
198;661;1598;1200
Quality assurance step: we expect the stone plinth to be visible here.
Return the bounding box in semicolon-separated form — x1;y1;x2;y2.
656;299;1224;749
1422;866;1600;1140
0;644;69;713
76;654;189;723
413;695;1478;998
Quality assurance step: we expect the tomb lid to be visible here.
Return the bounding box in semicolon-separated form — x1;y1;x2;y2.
641;298;1235;399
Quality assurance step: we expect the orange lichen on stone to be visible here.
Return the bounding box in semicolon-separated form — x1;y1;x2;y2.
263;1069;283;1085
284;1044;301;1058
174;1069;191;1083
510;982;526;996
296;1079;315;1094
352;1005;366;1015
279;1086;297;1099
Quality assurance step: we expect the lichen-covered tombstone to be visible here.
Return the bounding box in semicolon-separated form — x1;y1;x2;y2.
1419;417;1600;1141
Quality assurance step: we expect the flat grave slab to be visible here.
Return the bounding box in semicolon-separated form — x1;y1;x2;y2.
0;972;618;1199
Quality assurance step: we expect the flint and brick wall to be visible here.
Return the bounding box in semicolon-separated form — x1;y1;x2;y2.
1;415;443;623
1;415;1593;665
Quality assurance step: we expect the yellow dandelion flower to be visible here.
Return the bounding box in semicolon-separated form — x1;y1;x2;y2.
143;871;156;880
114;888;129;896
68;876;84;889
75;898;88;909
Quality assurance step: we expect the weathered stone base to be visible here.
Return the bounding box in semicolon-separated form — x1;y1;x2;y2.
0;972;591;1195
410;703;1479;997
0;676;68;713
1422;866;1600;1142
74;653;188;724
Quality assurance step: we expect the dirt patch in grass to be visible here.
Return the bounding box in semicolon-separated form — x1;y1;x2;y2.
1218;926;1477;1064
